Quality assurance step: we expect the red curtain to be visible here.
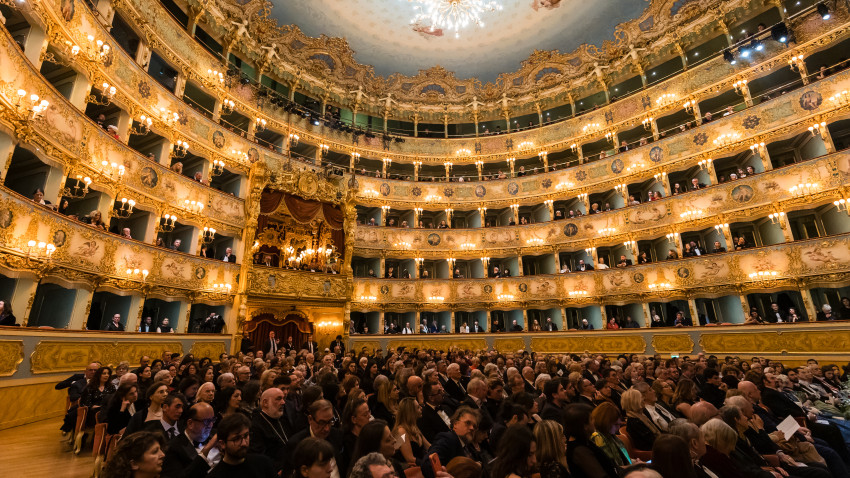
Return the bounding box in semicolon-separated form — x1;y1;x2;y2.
245;313;313;353
257;189;346;259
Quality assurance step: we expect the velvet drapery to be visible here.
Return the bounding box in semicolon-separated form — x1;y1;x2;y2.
244;313;313;353
257;189;346;258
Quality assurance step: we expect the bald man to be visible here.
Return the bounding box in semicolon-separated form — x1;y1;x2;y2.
249;388;291;474
522;366;536;393
405;375;424;403
689;400;719;426
161;402;218;478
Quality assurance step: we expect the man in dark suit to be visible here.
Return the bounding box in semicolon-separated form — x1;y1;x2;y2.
263;331;280;357
443;363;468;403
282;336;295;353
711;240;726;254
471;321;483;333
690;178;705;190
420;407;480;478
284;400;344;477
161;402;216;478
462;378;492;423
300;334;318;354
105;313;125;331
699;369;727;409
171;239;182;252
540;378;568;422
329;335;345;355
616;255;633;268
543;317;558;331
419;381;452;443
577;260;594;271
249;388;291;473
221;247;236;263
767;303;788;323
144;393;185;440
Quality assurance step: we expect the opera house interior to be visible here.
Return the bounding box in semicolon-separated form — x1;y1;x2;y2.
5;0;850;476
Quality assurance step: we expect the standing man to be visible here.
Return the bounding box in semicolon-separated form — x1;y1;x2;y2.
264;331;280;357
300;334;318;354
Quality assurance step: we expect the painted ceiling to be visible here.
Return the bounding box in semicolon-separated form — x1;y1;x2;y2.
267;0;651;82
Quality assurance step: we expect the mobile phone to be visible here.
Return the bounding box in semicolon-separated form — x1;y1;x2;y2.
429;452;441;471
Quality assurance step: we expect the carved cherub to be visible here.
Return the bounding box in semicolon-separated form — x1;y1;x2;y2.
592;62;610;82
260;43;279;64
350;85;368;105
231;19;250;40
627;44;646;63
378;93;397;110
467;95;483;113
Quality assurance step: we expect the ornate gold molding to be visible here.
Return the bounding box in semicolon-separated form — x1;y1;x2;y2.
30;340;185;374
189;341;228;359
388;338;488;351
531;335;646;354
699;330;850;355
0;340;24;376
651;334;694;354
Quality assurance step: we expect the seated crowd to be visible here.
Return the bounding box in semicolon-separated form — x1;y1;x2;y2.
60;338;850;478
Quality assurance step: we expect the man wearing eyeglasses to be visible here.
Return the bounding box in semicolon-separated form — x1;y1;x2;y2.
284;399;345;478
208;413;276;477
422;406;481;478
161;402;219;478
57;361;100;434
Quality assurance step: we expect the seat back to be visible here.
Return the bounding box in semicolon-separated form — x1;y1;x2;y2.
618;431;653;462
92;423;108;458
75;406;88;434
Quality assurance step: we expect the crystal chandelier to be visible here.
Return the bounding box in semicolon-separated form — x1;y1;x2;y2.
410;0;503;38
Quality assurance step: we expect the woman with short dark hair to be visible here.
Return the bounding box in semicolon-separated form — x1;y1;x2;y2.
292;436;335;478
103;431;165;478
565;403;619;478
491;424;537;478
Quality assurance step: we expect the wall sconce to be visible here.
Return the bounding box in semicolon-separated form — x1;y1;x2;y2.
351;152;361;163
714;223;729;233
623;240;636;248
625;162;644;174
526;238;544;245
497;294;515;301
428;295;445;302
130;114;153;136
212;284;233;298
414;257;424;267
87;82;116;106
666;232;680;244
446;257;456;270
614;183;627;193
444;162;453;175
584;246;596;255
833;197;850;214
412;160;421;169
582;123;601;135
363;188;379;198
63;175;92;198
184;199;205;214
538;151;548;159
648;282;672;289
126;268;150;284
577;192;588;201
359;295;377;301
749;270;778;280
768;211;785;225
394;241;411;249
788;54;805;71
160;214;177;232
460;243;476;250
82;34;110;62
99;160;125;182
510;204;519;217
316;320;343;328
506;157;516;168
544;199;553;208
221;99;235;115
481;256;490;269
230;149;248;162
655;93;677;107
201;226;217;244
713;132;741;147
381;205;391;215
732;79;748;95
679;208;703;219
789;182;818;198
829;90;849;106
155;106;179;126
568;290;588;297
698;158;713;170
207;69;224;86
556;181;575;191
26;240;56;262
642;117;654;130
517;141;534;151
211;159;225;176
682;100;696;114
319;144;330;157
172;140;189;158
653;171;667;183
255;117;267;132
13;89;49;120
570;143;578;153
425;194;442;202
749;142;765;155
808;122;827;137
455;148;472;157
382;157;393;167
477;207;487;217
113;197;136;218
598;227;616;236
604;131;615;144
288;133;300;147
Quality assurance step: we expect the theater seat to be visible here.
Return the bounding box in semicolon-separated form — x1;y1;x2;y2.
73;406;88;454
91;422;109;477
618;427;653;462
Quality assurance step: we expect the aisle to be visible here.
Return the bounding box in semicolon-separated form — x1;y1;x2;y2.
0;419;94;478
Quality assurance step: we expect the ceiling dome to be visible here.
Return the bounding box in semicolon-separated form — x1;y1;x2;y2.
268;0;650;82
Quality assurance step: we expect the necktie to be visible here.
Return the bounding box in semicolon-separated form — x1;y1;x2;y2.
169;427;178;439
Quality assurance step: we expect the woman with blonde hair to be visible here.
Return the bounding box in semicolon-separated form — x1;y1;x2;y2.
372;379;399;428
533;419;570;478
621;388;661;451
259;369;277;391
391;397;430;464
673;378;699;418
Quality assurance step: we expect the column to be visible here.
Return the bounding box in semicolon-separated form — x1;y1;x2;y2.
13;278;39;327
738;294;750;321
212;100;223;123
379;257;386;278
641;303;652;328
68;75;93;111
175;300;191;333
800;288;818;322
674;237;684;258
174;74;188;98
705;161;718;184
674;41;688;71
67;288;94;330
739;83;754;107
779;214;794;242
626;240;639;259
23;26;47;69
414;311;421;333
0;133;14;182
126;295;145;332
553;252;561;272
314;147;322;167
517;256;524;277
539;151;549;172
503;111;511;133
576;145;585;164
414;162;421;182
378;311;385;334
580;194;590;214
687;298;700;326
116;110;132;144
821;127;837;154
135;43;152;69
443;115;449;138
659;174;671;197
650;119;660;141
589;247;600;265
599;305;607;327
691;102;703;126
508;159;516;177
719;224;734;250
247;120;257;142
545;200;554;220
754;144;773;171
